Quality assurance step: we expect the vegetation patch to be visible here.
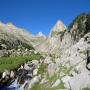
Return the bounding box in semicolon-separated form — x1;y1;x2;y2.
60;30;66;41
83;88;90;90
0;54;41;72
59;65;72;76
30;81;65;90
51;31;57;37
52;82;65;90
79;50;87;55
47;74;58;84
38;63;47;75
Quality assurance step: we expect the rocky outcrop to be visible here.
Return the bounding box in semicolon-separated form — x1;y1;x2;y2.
36;13;90;57
36;20;73;57
31;13;90;90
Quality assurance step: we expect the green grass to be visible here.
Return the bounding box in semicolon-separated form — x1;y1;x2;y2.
0;54;41;72
30;81;65;90
30;83;43;90
52;82;65;90
38;63;47;75
59;65;72;76
83;88;90;90
79;50;87;55
47;74;58;83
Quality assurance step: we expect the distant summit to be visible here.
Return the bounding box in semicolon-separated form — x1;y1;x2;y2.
51;20;66;32
49;20;66;37
36;32;46;38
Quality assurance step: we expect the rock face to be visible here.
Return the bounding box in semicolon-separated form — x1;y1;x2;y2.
36;20;73;56
49;20;66;37
36;13;90;57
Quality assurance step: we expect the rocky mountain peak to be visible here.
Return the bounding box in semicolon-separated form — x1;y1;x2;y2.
49;20;66;37
52;20;66;32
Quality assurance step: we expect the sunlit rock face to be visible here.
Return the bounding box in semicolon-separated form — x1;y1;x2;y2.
49;20;66;38
36;20;73;56
36;13;90;57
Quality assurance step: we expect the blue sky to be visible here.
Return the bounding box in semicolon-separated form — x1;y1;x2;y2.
0;0;90;35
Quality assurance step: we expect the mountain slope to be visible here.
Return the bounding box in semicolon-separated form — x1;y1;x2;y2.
0;22;34;50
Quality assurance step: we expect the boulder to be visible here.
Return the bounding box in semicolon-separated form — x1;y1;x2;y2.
52;79;61;88
33;69;38;76
10;71;15;78
24;63;30;70
28;75;41;89
2;70;10;78
69;72;90;90
44;56;52;64
31;60;39;67
47;63;57;77
61;76;71;89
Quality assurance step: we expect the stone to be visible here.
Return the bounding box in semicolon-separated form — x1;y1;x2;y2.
40;78;48;84
34;51;38;54
2;70;10;78
21;65;24;69
69;72;90;90
31;60;39;67
52;79;61;88
28;75;41;89
61;76;71;89
33;69;38;76
10;71;15;78
60;72;65;77
86;63;90;69
47;63;57;77
44;56;52;64
24;63;30;70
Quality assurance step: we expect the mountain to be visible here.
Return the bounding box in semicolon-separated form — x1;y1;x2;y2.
0;22;34;50
28;13;90;90
36;20;73;56
36;13;90;57
49;20;66;37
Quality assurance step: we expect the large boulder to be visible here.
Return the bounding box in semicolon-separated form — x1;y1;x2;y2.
10;71;15;78
52;79;61;88
28;75;41;89
44;56;52;64
69;72;90;90
47;63;57;77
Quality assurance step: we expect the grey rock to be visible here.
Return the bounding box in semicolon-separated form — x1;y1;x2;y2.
47;63;57;77
28;75;41;89
52;79;61;88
